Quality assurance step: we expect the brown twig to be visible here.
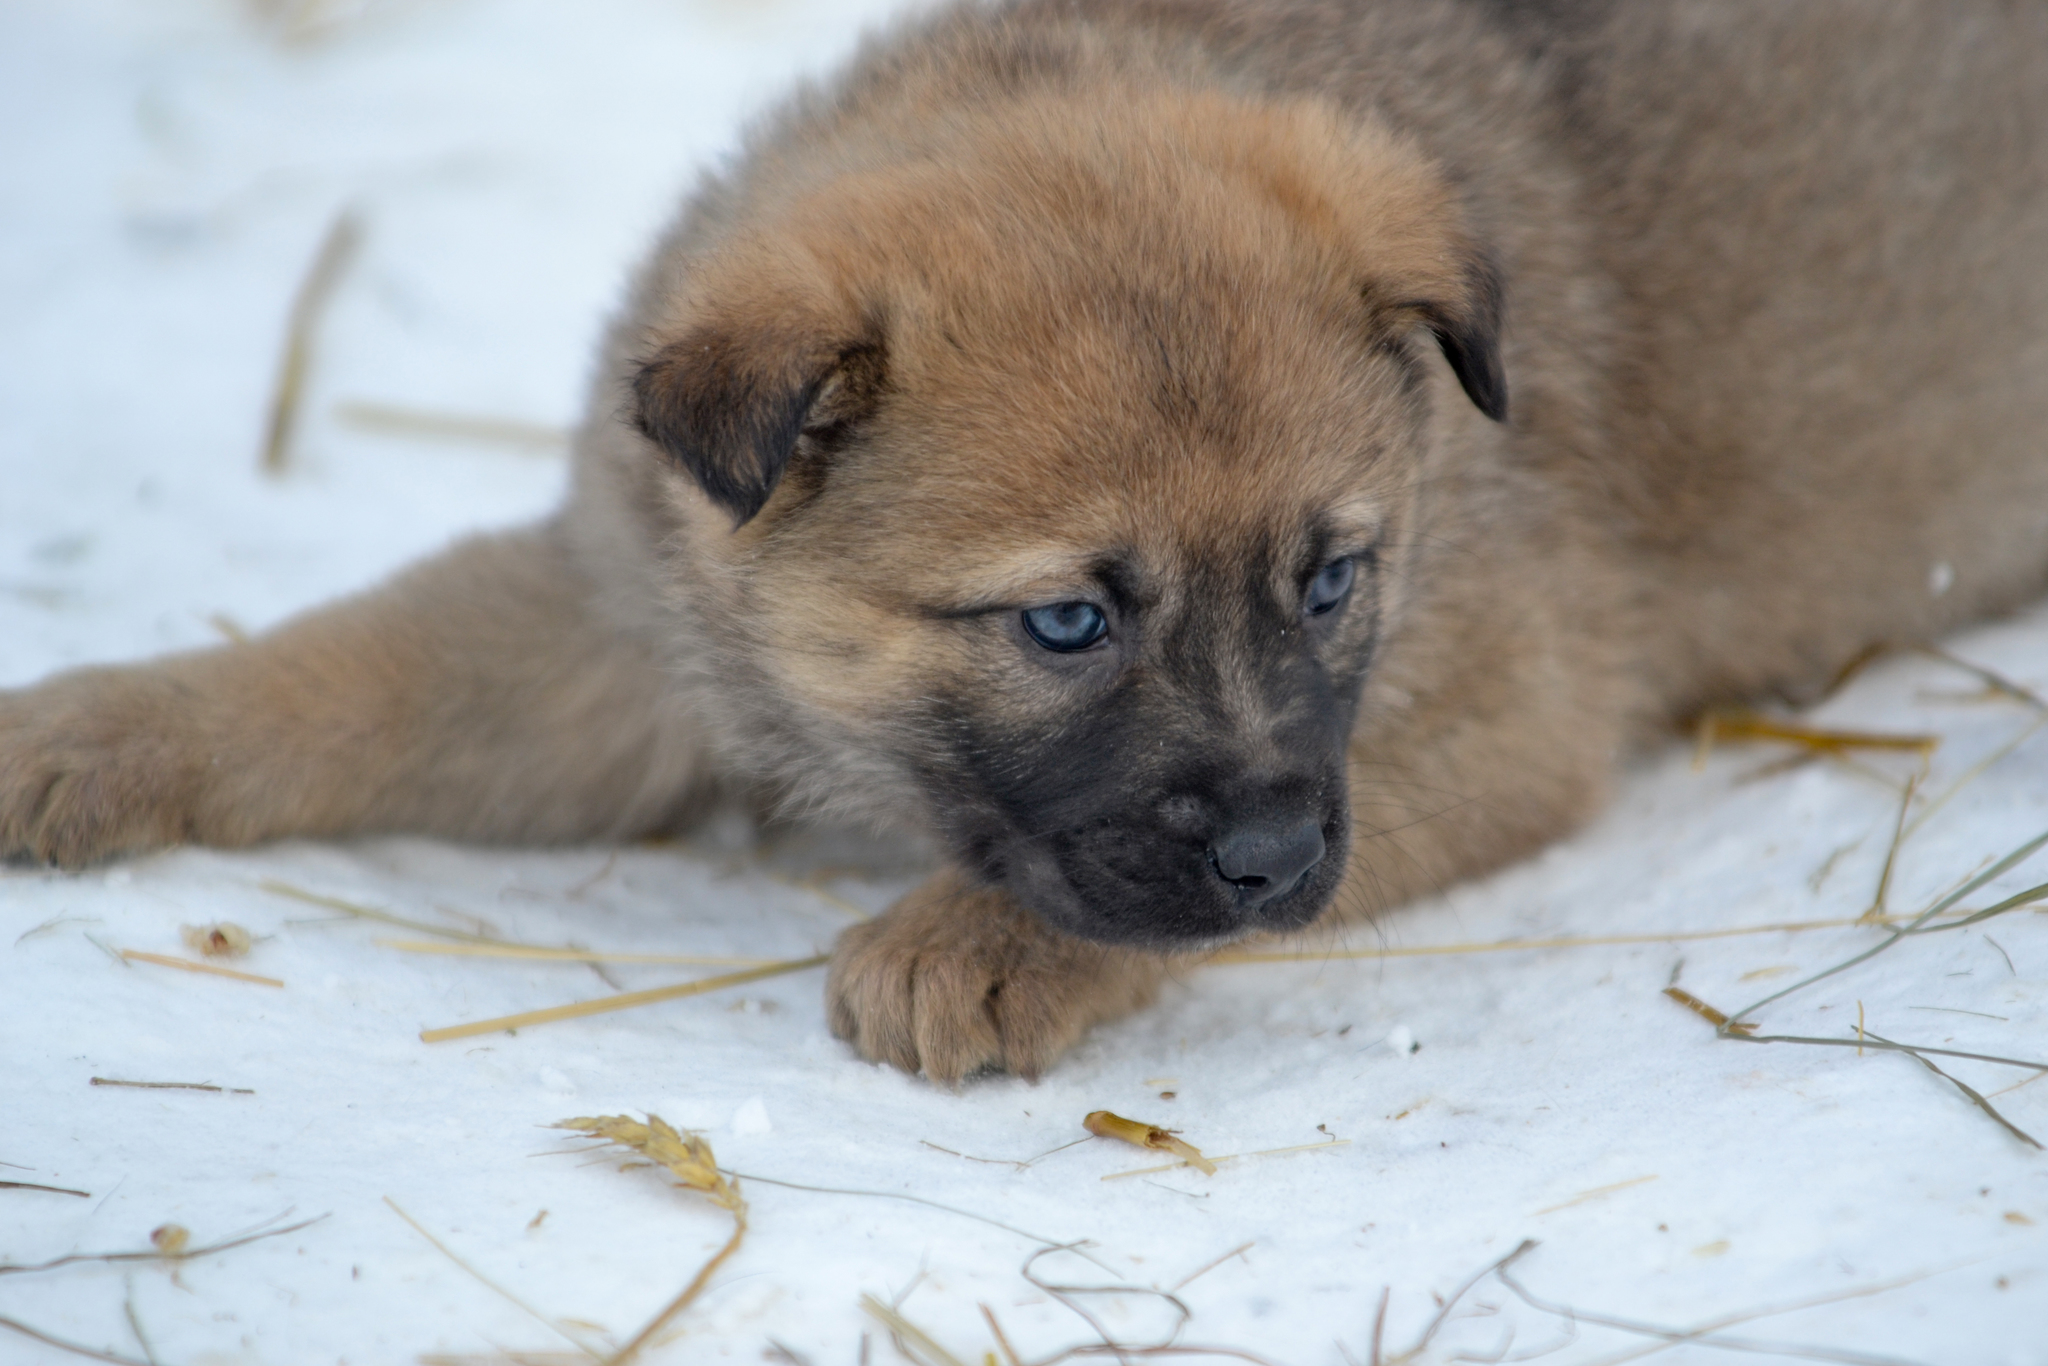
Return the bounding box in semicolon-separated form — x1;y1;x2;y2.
0;1181;89;1198
0;1213;327;1276
1171;1242;1254;1292
1021;1242;1279;1366
91;1078;253;1095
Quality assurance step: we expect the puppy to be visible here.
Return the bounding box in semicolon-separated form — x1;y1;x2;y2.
5;0;2045;1083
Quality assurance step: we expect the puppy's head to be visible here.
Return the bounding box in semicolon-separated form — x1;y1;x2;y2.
632;91;1505;947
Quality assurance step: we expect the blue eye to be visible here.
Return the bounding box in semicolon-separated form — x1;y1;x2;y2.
1305;557;1355;616
1021;601;1108;652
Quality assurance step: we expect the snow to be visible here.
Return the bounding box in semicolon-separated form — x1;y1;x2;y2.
3;3;2044;1363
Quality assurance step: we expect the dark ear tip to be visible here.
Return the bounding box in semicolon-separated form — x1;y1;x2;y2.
1431;323;1509;423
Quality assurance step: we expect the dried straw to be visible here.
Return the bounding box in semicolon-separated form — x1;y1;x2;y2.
384;1197;602;1360
261;209;361;475
1100;1137;1349;1182
419;956;826;1043
1214;911;1947;966
333;400;568;453
118;950;282;988
377;939;780;968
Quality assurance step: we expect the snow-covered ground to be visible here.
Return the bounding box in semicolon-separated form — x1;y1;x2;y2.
3;3;2044;1363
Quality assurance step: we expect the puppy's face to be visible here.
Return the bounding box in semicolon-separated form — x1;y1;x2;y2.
634;93;1504;947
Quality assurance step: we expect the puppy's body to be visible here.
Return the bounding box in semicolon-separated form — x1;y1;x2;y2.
5;1;2044;1081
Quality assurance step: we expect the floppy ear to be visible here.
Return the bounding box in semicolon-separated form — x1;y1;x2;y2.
1412;248;1507;423
632;316;885;524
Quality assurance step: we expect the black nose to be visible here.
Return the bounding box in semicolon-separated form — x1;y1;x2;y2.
1209;817;1326;906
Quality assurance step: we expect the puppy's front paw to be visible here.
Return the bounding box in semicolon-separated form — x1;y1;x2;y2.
826;871;1164;1084
0;671;208;868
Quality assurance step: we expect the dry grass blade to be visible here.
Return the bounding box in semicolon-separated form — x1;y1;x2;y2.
1212;911;1950;966
384;1198;601;1360
982;1303;1025;1366
1533;1174;1658;1216
1084;1110;1216;1174
419;956;827;1043
1911;644;2048;712
0;1315;154;1366
552;1115;747;1366
721;1170;1107;1266
1729;826;2048;1027
1696;709;1938;760
377;939;780;968
1017;1242;1290;1366
262;208;361;475
1100;1138;1350;1182
333;400;568;452
91;1078;253;1095
118;950;282;987
859;1294;969;1366
1725;1031;2046;1073
1904;714;2048;838
1860;1031;2043;1150
261;878;505;944
0;1213;327;1276
0;1181;89;1198
1494;1252;1925;1366
1375;1240;1538;1366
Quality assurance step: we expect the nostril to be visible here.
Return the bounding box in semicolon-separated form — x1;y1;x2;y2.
1208;817;1326;906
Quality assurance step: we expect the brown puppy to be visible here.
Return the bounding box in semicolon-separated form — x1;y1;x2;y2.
4;1;2045;1083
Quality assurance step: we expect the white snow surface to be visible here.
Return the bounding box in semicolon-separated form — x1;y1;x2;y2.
4;4;2046;1363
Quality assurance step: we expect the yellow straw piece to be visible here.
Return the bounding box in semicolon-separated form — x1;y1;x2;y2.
1533;1173;1659;1215
1100;1138;1351;1182
119;950;283;988
419;956;827;1043
376;938;782;967
1085;1110;1217;1174
1212;911;1943;965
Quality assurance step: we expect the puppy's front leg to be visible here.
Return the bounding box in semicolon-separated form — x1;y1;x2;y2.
0;523;709;867
827;870;1166;1083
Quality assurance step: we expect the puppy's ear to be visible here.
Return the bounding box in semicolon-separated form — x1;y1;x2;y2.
633;317;885;524
1230;102;1510;423
1410;248;1507;423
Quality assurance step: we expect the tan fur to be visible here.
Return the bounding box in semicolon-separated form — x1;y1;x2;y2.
4;0;2044;1083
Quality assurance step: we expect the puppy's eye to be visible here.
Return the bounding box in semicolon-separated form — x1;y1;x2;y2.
1021;601;1108;652
1305;557;1356;616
